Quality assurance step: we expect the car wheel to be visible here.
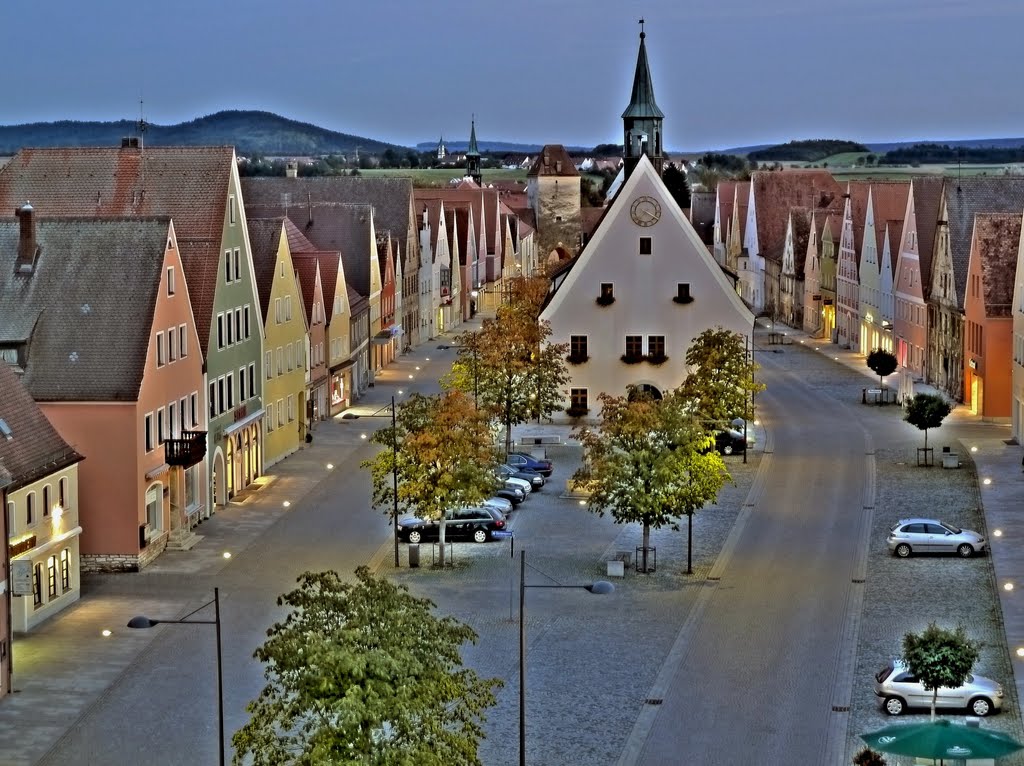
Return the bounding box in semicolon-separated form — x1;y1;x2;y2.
969;697;994;716
473;528;489;543
957;543;975;558
722;444;734;455
884;696;906;716
895;543;912;558
408;530;422;544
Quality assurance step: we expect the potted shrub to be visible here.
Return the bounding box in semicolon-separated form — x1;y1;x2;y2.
595;294;616;307
620;353;644;364
566;353;590;365
646;353;669;366
565;405;590;418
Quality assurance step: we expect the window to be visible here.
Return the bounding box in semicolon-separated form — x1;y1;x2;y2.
248;364;255;398
233;249;241;281
218;377;225;414
601;283;614;299
266;351;273;378
59;477;67;509
60;549;70;591
287;343;294;371
639;237;652;255
146;485;161;534
209;382;217;418
6;501;13;533
33;563;42;607
227;375;234;409
229;195;236;225
266;402;275;432
169;402;177;438
275;298;282;324
285;296;292;321
157;408;165;444
156;331;165;366
235;308;242;341
626;335;643;358
43;484;51;517
570;388;588;410
648;335;665;358
244;306;251;339
167;266;176;295
570;335;588;358
239;368;246;402
676;283;691;301
277;347;284;375
47;556;57;598
288;394;296;422
217;313;225;349
26;491;35;525
225;250;233;283
168;328;176;361
227;313;234;345
277;399;285;427
179;325;187;358
191;392;198;426
145;413;154;452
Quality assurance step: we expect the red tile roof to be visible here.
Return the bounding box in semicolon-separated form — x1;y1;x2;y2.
972;213;1021;318
752;171;844;264
527;145;579;177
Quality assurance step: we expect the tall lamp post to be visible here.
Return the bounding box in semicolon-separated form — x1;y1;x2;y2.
366;395;402;567
128;588;225;766
518;551;613;766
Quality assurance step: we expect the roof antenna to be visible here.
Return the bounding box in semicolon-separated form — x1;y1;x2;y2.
956;147;963;192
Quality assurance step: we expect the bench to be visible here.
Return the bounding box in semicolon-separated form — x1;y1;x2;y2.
521;435;562;446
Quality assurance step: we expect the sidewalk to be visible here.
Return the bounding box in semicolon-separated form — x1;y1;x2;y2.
0;323;475;766
765;317;1024;717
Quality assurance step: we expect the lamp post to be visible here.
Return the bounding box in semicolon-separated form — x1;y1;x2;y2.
128;588;225;766
366;396;402;567
518;550;613;766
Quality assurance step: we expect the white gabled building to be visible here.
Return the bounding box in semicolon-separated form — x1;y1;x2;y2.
540;154;754;420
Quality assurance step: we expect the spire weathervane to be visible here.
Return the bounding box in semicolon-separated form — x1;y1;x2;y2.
639;17;645;37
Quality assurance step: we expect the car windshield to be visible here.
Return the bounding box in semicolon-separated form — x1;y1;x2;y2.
941;523;963;534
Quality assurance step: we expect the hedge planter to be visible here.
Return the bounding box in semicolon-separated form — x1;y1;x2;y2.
646;354;669;366
565;406;590;418
595;295;616;307
672;295;694;305
620;354;644;365
566;355;590;365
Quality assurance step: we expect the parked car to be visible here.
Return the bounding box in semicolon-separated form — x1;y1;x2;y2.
495;467;532;495
483;496;513;515
505;452;553;477
875;659;1003;716
494;485;526;506
397;506;507;544
887;518;987;558
500;463;545;489
714;429;747;456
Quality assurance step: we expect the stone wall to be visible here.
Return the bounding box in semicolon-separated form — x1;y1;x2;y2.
80;532;168;573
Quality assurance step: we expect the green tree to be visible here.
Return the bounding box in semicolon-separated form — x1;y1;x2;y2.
572;389;729;573
676;327;764;429
904;393;952;450
902;622;980;720
866;348;898;390
444;304;568;453
361;391;495;567
662;162;691;209
233;567;501;765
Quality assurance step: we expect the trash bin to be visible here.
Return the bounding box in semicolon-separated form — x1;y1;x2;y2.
408;544;420;568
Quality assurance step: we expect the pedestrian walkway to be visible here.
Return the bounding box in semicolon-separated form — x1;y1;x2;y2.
765;317;1024;719
0;323;475;766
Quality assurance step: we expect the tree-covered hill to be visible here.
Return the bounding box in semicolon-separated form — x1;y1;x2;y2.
0;110;408;156
747;139;869;162
880;143;1024;165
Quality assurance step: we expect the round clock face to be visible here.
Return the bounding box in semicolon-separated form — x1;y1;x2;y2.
630;196;662;227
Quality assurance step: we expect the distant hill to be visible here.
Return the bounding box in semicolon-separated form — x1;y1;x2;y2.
415;140;593;155
748;139;869;163
0;110;408;156
717;137;1024;157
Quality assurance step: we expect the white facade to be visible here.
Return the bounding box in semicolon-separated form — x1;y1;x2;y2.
540;155;754;421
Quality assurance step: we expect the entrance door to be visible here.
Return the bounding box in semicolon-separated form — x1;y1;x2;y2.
971;374;981;416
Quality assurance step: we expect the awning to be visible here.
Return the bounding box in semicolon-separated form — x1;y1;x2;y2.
145;463;170;480
12;525;83;561
223;408;265;437
330;359;356;373
372;332;394;346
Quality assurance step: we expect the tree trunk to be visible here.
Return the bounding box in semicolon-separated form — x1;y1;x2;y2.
687;512;693;574
505;418;513;455
931;688;937;721
924;428;928;450
642;521;650;573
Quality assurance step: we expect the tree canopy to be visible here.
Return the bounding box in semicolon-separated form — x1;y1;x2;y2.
361;391;496;566
676;327;764;429
233;567;502;765
904;393;952;450
902;622;980;721
866;349;898;388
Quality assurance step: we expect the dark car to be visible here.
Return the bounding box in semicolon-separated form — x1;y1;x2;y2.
500;463;545;489
505;452;554;477
495;485;526;506
397;506;507;544
714;429;747;456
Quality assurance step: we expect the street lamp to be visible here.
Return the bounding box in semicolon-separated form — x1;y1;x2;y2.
127;588;225;766
366;396;402;567
518;550;613;766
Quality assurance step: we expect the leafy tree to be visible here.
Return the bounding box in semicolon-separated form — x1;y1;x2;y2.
444;305;568;453
572;389;729;573
904;393;952;450
233;567;501;765
676;328;764;429
361;391;495;566
866;349;898;389
902;622;980;721
662;162;691;210
853;747;886;766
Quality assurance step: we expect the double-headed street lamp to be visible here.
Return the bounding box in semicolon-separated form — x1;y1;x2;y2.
128;588;225;766
518;551;613;766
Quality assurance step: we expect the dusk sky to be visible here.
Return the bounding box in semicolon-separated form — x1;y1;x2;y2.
5;0;1022;151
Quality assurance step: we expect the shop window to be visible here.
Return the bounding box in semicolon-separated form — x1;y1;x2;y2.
146;485;161;535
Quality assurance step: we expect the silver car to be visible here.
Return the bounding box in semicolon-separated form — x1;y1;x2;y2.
483;496;513;515
875;660;1003;716
887;518;987;558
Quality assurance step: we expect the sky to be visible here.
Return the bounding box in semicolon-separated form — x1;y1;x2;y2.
4;0;1023;152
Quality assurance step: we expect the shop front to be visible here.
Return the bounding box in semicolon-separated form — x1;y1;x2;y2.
218;407;264;503
330;360;355;416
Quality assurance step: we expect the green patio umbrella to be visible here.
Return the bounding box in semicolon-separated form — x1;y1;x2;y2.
861;719;1024;761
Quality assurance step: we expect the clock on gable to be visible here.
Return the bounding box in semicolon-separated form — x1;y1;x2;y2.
630;196;662;227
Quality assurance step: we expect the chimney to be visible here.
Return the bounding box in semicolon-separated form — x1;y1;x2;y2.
15;202;37;273
286;161;298;178
121;136;140;149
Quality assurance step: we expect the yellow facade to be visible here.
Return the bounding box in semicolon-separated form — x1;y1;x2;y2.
262;228;307;468
6;463;82;632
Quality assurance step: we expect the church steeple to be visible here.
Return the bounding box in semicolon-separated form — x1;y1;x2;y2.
466;118;482;187
622;20;665;181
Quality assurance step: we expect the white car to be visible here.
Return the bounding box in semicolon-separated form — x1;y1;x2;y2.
496;468;531;495
887;518;987;558
875;659;1003;716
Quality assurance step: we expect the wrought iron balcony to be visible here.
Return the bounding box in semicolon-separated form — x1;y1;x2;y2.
165;430;207;467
